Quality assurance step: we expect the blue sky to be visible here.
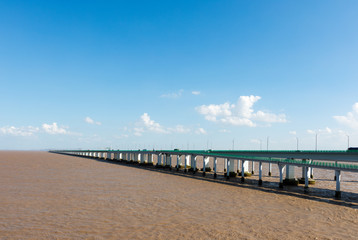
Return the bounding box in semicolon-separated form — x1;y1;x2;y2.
1;0;358;150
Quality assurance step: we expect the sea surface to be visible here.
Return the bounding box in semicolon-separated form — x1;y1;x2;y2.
0;151;357;239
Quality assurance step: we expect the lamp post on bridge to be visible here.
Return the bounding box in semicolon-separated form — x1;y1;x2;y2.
315;133;318;151
347;134;350;149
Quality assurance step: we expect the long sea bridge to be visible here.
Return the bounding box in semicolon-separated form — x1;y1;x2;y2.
50;149;358;198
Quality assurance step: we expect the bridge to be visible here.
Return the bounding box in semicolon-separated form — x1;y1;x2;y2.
50;149;358;198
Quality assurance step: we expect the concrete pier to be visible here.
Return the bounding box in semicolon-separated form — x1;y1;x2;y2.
228;159;236;178
213;157;217;178
258;161;263;185
279;165;285;188
241;160;247;182
202;156;210;176
148;153;153;164
176;155;180;171
268;161;272;176
283;164;298;186
184;155;190;173
335;170;341;198
226;158;230;179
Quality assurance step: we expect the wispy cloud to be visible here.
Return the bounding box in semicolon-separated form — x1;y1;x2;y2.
85;117;102;125
192;91;200;95
195;127;207;134
307;127;332;135
219;129;230;133
160;89;184;98
196;95;287;127
0;126;39;136
333;103;358;130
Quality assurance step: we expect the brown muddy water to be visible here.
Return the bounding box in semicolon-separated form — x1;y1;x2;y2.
0;151;357;239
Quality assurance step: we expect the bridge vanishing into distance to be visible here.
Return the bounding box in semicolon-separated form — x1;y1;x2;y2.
50;149;358;199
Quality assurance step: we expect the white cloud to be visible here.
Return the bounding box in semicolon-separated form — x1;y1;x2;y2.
289;131;297;135
195;128;207;134
160;89;183;98
307;127;332;135
140;113;169;133
192;91;201;95
169;125;191;133
85;117;101;125
0;126;39;136
219;129;231;133
42;122;68;135
250;139;261;144
333;103;358;129
130;113;196;136
196;95;287;127
134;127;144;136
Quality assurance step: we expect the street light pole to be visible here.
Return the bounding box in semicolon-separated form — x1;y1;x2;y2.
296;137;299;151
315;133;318;151
267;136;269;151
347;135;350;149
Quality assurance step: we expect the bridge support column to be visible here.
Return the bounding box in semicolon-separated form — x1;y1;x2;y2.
310;167;314;179
213;157;217;178
176;155;180;171
335;170;341;198
299;160;315;185
258;161;263;185
268;162;272;176
166;154;172;170
226;158;230;180
279;165;285;188
184;155;190;173
203;156;210;176
251;161;255;174
157;154;161;166
240;160;250;178
148;154;153;164
190;155;196;173
228;159;236;178
107;152;111;160
237;159;240;175
141;153;146;164
304;166;310;191
193;155;197;173
283;164;298;186
241;160;249;182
